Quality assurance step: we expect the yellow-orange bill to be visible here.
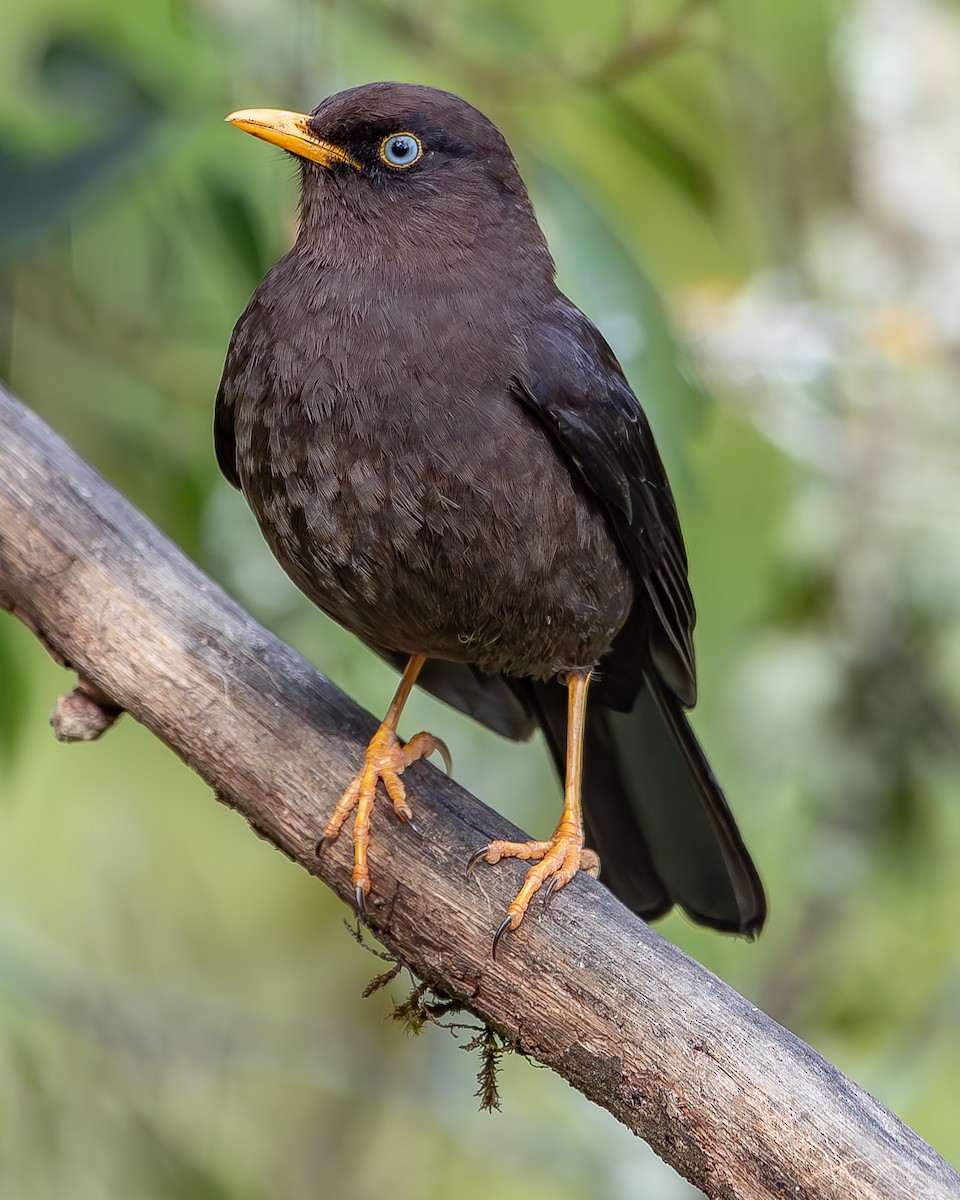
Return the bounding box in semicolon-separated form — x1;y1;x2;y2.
225;108;360;170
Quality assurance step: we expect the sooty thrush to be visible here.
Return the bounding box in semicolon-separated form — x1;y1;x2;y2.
216;82;767;950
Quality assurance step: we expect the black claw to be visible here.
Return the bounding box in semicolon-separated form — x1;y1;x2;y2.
355;884;367;923
542;876;559;911
315;836;326;857
466;845;491;876
399;813;422;838
491;915;514;960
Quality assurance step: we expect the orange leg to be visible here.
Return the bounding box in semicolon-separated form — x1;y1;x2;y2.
468;670;599;955
320;654;450;918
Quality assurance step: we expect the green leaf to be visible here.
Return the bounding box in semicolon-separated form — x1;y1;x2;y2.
0;125;149;261
0;36;161;261
205;176;276;290
602;91;716;214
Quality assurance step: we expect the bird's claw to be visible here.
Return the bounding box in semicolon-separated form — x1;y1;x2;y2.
397;811;422;838
491;914;515;960
542;875;560;910
466;844;492;876
433;737;453;776
469;831;597;951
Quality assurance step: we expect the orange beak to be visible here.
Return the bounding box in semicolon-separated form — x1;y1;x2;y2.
225;108;360;170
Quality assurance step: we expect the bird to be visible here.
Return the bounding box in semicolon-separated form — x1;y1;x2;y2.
216;81;766;952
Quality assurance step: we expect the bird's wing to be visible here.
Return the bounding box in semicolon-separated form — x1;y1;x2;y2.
214;393;241;489
513;293;697;707
214;371;241;491
215;284;275;492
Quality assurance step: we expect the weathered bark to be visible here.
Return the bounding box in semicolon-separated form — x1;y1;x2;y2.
0;380;956;1200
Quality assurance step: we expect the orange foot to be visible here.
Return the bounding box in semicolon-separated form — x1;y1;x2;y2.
468;830;601;956
320;723;450;919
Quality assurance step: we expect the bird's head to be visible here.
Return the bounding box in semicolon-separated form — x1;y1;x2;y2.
226;81;552;278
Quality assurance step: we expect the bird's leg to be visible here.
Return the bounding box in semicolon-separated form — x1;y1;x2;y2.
468;670;599;953
319;653;451;918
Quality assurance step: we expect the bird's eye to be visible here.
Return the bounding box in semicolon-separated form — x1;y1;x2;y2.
379;132;422;168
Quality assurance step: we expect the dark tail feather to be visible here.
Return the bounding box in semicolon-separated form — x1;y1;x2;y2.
527;676;766;937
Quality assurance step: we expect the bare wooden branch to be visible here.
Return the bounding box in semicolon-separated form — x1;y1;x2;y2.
51;675;122;741
0;380;956;1200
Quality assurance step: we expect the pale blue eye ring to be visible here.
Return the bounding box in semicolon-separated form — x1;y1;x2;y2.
380;132;422;168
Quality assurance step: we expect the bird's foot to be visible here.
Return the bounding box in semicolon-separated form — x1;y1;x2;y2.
468;827;600;956
319;723;451;919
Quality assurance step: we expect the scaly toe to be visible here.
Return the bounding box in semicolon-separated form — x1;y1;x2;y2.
468;831;600;947
402;731;453;775
321;721;443;919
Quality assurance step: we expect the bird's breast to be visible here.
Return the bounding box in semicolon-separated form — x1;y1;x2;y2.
230;269;633;675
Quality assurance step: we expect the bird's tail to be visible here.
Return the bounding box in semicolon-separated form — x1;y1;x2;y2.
528;675;766;937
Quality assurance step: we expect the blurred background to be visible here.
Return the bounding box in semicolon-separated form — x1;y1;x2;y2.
2;0;959;1195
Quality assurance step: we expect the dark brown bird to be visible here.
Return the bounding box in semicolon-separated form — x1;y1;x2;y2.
216;82;766;950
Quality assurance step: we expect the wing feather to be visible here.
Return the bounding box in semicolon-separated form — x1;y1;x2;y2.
514;294;697;706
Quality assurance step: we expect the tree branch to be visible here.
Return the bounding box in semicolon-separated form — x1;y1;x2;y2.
0;380;956;1200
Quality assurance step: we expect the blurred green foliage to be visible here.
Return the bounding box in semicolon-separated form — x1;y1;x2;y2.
1;0;958;1196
